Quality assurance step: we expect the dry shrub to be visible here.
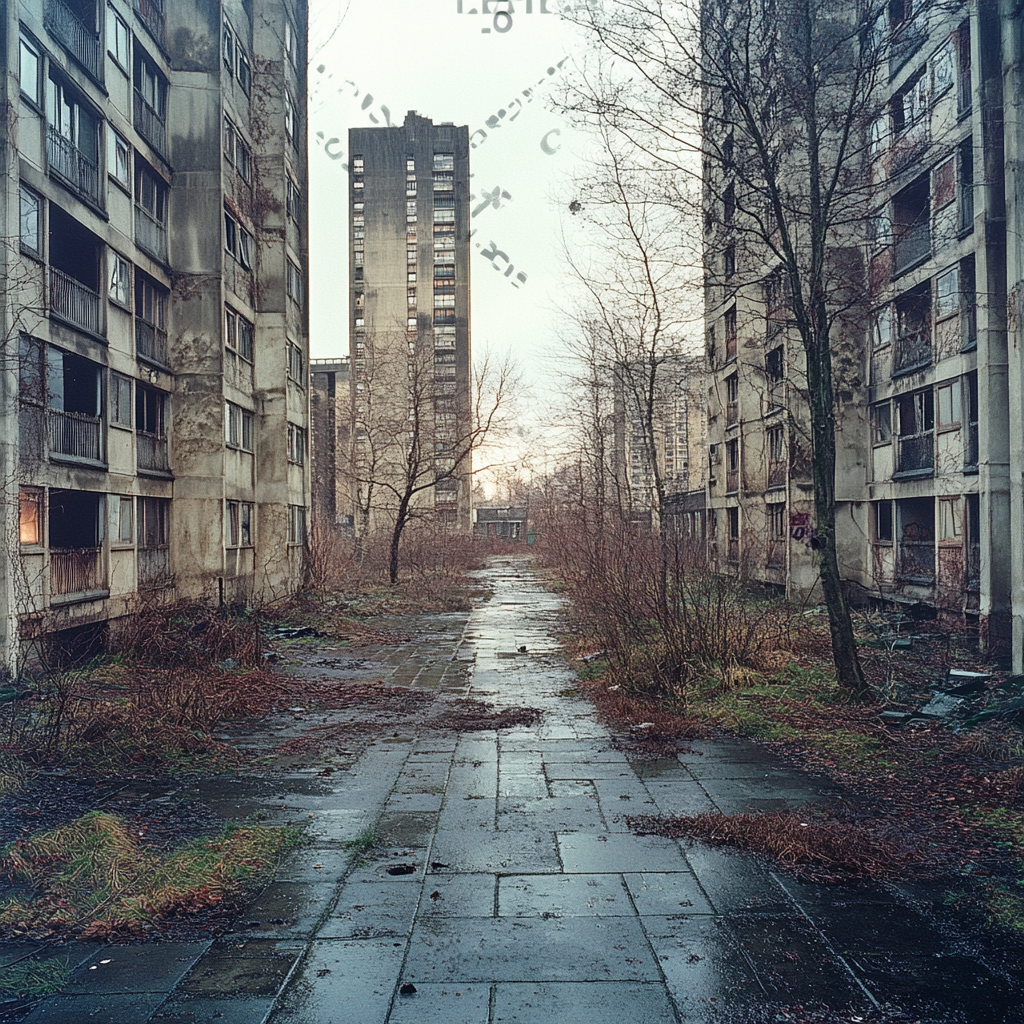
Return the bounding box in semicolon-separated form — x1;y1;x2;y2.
629;810;910;881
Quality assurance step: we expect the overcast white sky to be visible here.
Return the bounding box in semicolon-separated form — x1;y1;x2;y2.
306;0;594;426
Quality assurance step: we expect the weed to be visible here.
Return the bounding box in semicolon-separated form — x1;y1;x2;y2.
0;957;72;999
576;659;608;682
343;827;377;854
987;884;1024;932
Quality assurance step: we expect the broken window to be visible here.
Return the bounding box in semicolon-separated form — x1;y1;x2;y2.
893;174;930;274
895;388;934;475
897;496;935;581
894;281;931;372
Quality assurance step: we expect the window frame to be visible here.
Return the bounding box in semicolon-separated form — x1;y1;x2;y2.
20;33;42;107
110;371;133;427
107;8;131;71
109;251;132;309
19;487;43;547
108;126;131;188
19;184;42;257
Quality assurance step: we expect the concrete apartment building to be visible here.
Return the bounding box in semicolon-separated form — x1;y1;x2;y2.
702;1;1024;665
348;113;473;534
1;0;310;672
309;357;352;533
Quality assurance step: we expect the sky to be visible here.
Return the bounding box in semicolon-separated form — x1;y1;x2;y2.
306;0;596;446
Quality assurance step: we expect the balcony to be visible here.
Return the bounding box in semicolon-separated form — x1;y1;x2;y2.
45;0;100;79
50;547;103;597
49;266;100;334
133;89;167;156
135;204;168;262
137;431;169;472
138;547;171;588
135;318;169;366
48;409;102;462
768;460;787;489
894;221;930;275
725;468;739;494
726;400;738;427
896;432;934;476
893;329;931;374
898;539;935;583
47;126;101;206
133;0;165;46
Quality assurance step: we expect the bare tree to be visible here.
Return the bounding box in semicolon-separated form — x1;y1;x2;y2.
350;334;519;584
559;0;947;696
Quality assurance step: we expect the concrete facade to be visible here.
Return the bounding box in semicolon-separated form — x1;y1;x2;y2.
1;0;310;671
703;1;1024;664
310;357;352;531
348;113;473;535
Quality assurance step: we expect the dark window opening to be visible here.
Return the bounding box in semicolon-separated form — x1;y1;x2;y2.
894;281;931;373
893;174;930;274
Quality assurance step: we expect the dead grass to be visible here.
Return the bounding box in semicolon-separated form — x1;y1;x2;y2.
432;700;543;732
0;811;301;939
629;810;910;881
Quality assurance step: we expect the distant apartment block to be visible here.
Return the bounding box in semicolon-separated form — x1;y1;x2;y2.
348;113;473;533
310;357;353;533
1;0;310;671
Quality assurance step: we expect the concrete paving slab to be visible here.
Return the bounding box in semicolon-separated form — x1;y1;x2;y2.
683;844;792;913
20;992;169;1023
493;981;677;1023
150;994;276;1023
547;779;595;799
496;772;548;798
318;876;421;939
544;762;635;781
429;829;561;874
454;736;498;762
498;873;632;918
556;832;688;873
418;873;497;918
299;808;373;845
62;943;209;994
375;810;439;846
385;983;490;1024
404;916;661;983
384;791;445;812
180;940;304;998
446;761;498;799
271;939;406;1024
274;847;352;883
625;872;715;916
224;881;335;939
497;800;607;835
643;780;719;817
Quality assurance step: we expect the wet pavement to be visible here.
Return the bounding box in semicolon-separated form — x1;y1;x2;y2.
8;557;1024;1022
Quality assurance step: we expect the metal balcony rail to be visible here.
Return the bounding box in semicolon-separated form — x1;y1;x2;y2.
138;546;171;587
894;220;930;274
50;546;102;596
896;432;934;474
136;430;169;471
49;266;101;334
47;408;102;461
133;0;165;45
45;0;100;78
894;328;931;372
133;89;167;155
135;318;168;365
47;126;101;205
898;539;935;582
135;204;168;261
726;400;739;426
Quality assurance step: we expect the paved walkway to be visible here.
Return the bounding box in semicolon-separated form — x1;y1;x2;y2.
14;559;1024;1023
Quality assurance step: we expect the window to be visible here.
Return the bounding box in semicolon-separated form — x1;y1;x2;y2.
894;71;928;133
287;342;304;382
287;423;306;464
287;260;303;304
284;19;297;64
288;505;306;545
139;496;169;550
408;317;418;329
115;495;134;544
433;153;454;171
872;306;892;348
935;265;959;318
936;379;962;429
932;39;954;95
109;252;131;307
433;208;454;224
226;501;253;547
108;9;130;70
767;424;784;463
225;402;254;451
226;308;254;361
895;388;934;475
939;498;961;542
108;128;130;186
111;372;133;427
238;51;251;95
284;90;298;149
407;200;417;217
136;161;167;222
20;34;41;105
875;500;894;543
352;155;364;173
727;506;740;539
20;185;41;255
224;209;237;255
136;273;167;330
724;182;735;223
869;114;888;158
871;401;892;445
956;21;971;115
724;243;735;278
223;19;235;72
724;306;737;360
408;247;418;263
408;290;417;307
19;335;45;407
287;177;301;222
20;488;42;546
236;136;252;182
958;136;974;234
765;346;784;380
237;227;253;269
932;157;954;209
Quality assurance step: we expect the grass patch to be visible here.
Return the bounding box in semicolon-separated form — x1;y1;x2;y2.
343;827;377;854
0;957;72;999
0;811;302;939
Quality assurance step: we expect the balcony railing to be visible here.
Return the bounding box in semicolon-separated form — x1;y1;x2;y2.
133;89;167;156
133;0;165;45
896;433;934;476
768;460;787;489
50;547;103;596
47;126;101;206
138;546;171;588
898;539;935;582
45;0;100;78
135;204;168;262
894;221;930;275
137;431;169;472
48;409;102;461
135;319;169;366
49;266;100;334
726;400;738;426
894;329;931;373
726;468;739;493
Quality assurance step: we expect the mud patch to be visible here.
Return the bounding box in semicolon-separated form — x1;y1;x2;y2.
432;700;543;732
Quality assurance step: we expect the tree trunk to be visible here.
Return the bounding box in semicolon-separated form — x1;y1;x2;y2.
388;497;411;585
804;332;871;698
